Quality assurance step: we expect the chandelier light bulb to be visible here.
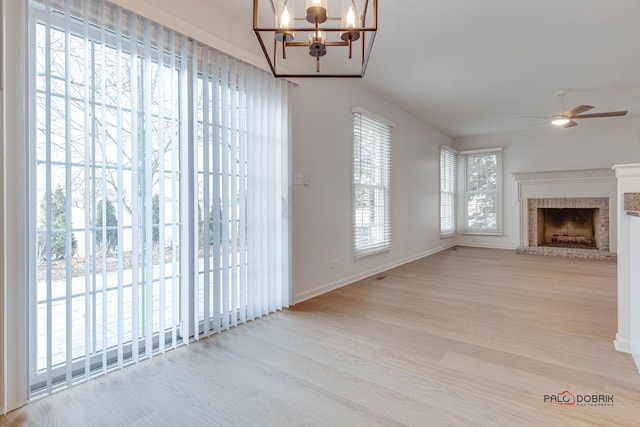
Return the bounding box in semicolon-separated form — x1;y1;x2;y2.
275;5;294;43
340;3;360;44
346;7;355;26
280;7;291;28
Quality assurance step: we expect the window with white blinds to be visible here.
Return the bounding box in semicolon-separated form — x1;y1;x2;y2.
461;148;503;235
440;146;457;237
29;0;290;397
352;108;393;259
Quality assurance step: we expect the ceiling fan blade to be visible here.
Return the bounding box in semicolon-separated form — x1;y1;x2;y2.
562;105;594;117
572;111;628;119
563;120;578;128
513;115;551;119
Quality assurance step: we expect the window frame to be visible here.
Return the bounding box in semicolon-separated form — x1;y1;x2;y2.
460;147;503;235
351;107;394;259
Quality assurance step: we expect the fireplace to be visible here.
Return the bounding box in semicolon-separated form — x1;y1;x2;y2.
512;169;616;260
537;208;598;249
519;197;613;259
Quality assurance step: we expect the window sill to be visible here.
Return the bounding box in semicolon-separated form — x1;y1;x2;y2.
353;246;391;260
461;231;503;236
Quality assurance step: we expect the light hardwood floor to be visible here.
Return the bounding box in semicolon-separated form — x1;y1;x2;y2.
3;246;640;426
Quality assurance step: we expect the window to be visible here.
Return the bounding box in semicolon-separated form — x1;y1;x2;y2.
29;0;290;397
352;108;393;258
440;146;457;237
461;148;503;234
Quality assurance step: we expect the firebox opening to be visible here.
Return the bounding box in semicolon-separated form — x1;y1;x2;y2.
537;208;599;249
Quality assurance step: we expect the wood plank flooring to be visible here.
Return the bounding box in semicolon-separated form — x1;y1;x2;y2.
3;246;639;426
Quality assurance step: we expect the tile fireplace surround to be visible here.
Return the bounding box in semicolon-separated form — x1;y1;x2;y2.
513;169;617;260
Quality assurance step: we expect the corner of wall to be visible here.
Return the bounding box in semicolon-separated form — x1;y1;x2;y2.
293;243;455;304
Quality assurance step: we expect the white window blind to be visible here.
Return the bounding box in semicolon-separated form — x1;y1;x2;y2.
352;108;393;259
440;146;457;237
461;148;503;235
29;0;290;397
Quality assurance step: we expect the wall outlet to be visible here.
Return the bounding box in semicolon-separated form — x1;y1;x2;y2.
330;258;339;270
294;172;304;185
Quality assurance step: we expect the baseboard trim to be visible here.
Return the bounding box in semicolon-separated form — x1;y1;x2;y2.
293;243;455;304
614;335;631;354
455;242;518;250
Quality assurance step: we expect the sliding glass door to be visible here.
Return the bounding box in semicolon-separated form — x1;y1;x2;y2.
29;0;290;397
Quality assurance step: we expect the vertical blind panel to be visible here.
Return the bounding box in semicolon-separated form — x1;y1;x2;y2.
178;33;190;345
129;9;141;364
210;48;222;335
220;53;230;331
98;0;108;373
439;147;457;237
114;5;125;367
63;0;73;387
230;59;239;329
156;22;166;353
245;66;256;322
168;30;179;351
190;37;199;341
352;111;392;258
81;0;92;381
29;0;290;397
201;45;211;337
43;0;53;395
142;17;153;360
238;65;245;323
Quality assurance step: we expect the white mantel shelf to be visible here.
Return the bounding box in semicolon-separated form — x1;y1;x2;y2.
512;169;616;203
512;168;615;183
613;163;640;177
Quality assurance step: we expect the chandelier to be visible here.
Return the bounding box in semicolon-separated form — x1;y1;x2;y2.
253;0;377;78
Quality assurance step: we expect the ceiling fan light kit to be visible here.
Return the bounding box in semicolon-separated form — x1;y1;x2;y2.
551;116;571;126
253;0;377;77
519;90;628;129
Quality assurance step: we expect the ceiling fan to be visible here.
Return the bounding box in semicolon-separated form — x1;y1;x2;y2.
518;90;628;128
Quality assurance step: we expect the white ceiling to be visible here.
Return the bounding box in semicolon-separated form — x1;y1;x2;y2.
208;0;640;137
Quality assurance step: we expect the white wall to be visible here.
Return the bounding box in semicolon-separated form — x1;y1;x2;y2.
454;117;640;249
291;80;453;302
110;0;454;303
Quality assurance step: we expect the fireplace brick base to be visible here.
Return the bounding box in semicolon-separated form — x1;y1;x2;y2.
519;197;615;261
516;246;616;261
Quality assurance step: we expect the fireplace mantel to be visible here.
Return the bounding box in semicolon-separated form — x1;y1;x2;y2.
513;168;616;200
512;168;617;259
513;168;615;183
